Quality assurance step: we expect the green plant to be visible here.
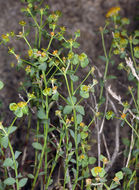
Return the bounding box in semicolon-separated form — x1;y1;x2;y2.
0;1;138;190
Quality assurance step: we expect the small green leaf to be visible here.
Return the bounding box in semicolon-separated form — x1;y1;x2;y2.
110;183;119;189
75;30;80;38
106;111;115;120
62;41;70;49
52;92;59;101
8;126;17;135
27;174;34;179
91;167;106;177
72;41;80;48
37;108;46;120
88;157;96;165
38;62;47;71
75;105;85;115
63;105;73;114
38;171;46;176
43;87;52;96
106;75;117;80
133;149;139;157
70;159;76;163
80;85;90;99
1;136;9;148
128;72;135;81
121;17;130;25
115;171;123;180
120;52;126;59
122;167;132;175
14;108;23;118
22;105;28;115
99;56;107;62
9;103;18;111
3;158;13;167
39;56;48;62
103;29;109;34
134;51;139;59
76;114;82;124
122;138;130;147
32;142;43;150
70;74;79;82
19;178;28;188
80;90;89;99
99;168;106;178
15;151;22;160
81;131;88;139
0;81;4;90
132;39;139;45
67;96;77;104
77;134;81;145
72;54;79;65
69;129;75;139
4;178;16;185
110;60;115;66
10;160;18;170
79;53;89;68
135;30;139;37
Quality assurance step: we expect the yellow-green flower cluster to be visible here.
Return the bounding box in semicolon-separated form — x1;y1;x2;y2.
9;101;28;117
106;7;120;18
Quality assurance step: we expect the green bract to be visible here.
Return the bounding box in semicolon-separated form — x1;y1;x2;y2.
0;81;4;90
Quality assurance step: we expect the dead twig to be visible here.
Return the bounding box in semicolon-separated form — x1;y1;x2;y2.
105;96;120;172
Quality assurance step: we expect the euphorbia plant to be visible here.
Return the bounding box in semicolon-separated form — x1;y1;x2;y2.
0;1;138;190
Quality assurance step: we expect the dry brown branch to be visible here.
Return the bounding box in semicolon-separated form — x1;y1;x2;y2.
105;97;120;172
126;119;134;167
125;57;139;81
102;133;111;161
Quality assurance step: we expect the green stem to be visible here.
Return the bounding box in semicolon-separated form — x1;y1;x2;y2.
129;40;137;68
38;11;43;49
127;170;136;189
10;116;17;127
46;36;54;52
64;74;72;101
64;73;79;189
103;183;110;190
63;125;69;189
1;146;8;178
21;59;37;67
8;141;19;190
128;88;139;113
33;119;40;175
74;62;80;74
124;118;139;139
39;0;44;7
73;69;92;95
32;71;49;189
28;9;40;30
71;65;74;96
31;120;49;190
45;65;55;78
99;29;109;100
59;93;70;104
72;109;79;190
138;82;139;108
35;29;38;48
76;97;84;106
23;36;32;49
45;131;63;189
88;117;95;128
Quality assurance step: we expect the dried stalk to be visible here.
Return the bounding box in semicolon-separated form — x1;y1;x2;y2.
105;97;120;172
102;133;111;161
126;119;134;167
